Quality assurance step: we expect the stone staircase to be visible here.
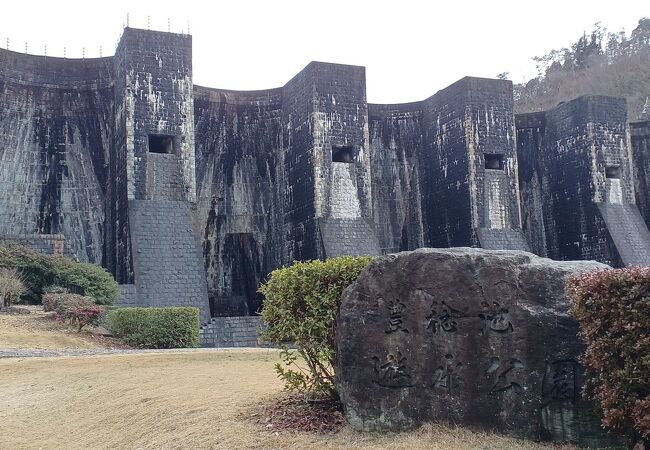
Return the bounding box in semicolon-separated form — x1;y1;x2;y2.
597;203;650;266
476;228;531;251
200;316;266;347
319;217;380;258
145;153;185;201
129;199;210;323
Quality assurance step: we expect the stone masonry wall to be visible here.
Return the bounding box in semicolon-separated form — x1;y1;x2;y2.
368;77;526;253
0;49;112;264
464;78;523;234
368;102;425;253
307;62;379;258
2;27;649;327
281;64;323;262
0;234;66;256
129;199;211;323
108;28;197;283
516;96;638;266
115;28;196;203
419;80;475;248
113;29;209;321
632;121;650;228
194;86;283;316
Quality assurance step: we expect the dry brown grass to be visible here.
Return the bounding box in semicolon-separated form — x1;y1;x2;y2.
0;350;571;450
0;305;117;349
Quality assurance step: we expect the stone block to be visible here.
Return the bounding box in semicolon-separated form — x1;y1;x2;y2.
336;247;615;446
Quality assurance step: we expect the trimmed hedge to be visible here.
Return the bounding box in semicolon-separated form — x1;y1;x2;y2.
260;256;373;396
106;307;200;348
0;241;118;305
568;267;650;445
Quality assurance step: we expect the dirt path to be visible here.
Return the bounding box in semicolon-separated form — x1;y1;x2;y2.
0;347;272;358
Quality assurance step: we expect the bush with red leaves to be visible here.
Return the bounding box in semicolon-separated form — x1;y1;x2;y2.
42;287;68;312
67;303;104;331
568;267;649;446
45;291;105;332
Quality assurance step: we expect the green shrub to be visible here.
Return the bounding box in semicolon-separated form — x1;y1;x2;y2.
0;243;56;303
0;241;118;305
106;307;200;348
50;262;118;305
568;267;650;445
259;256;372;397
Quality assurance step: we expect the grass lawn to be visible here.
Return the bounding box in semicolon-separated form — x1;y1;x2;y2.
0;306;113;349
0;350;570;450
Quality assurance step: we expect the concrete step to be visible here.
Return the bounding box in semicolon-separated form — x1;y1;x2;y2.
598;202;650;266
129;199;210;322
199;316;266;348
476;227;530;251
319;217;380;258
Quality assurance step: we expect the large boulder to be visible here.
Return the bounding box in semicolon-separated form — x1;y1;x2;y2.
336;248;615;445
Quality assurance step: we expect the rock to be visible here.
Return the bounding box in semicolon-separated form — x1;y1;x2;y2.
336;248;617;445
7;306;31;315
93;326;113;337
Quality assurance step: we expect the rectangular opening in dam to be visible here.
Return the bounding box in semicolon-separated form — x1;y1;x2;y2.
148;134;176;154
484;153;505;170
332;145;354;163
606;165;621;179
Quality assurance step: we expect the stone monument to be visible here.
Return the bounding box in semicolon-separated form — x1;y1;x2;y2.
336;248;616;446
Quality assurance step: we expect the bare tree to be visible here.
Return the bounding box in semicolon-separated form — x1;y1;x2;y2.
0;268;27;311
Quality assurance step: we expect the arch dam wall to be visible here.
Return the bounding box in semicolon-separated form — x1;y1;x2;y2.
2;27;650;341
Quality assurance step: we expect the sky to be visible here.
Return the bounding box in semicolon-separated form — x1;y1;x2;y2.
1;0;647;103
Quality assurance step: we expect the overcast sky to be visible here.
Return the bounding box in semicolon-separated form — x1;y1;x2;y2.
1;0;647;103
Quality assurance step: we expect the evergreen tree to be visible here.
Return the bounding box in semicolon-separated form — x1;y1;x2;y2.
514;18;650;120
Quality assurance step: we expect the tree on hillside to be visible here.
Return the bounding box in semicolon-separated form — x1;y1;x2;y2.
513;18;650;120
